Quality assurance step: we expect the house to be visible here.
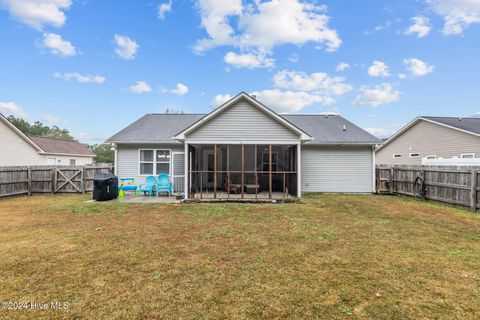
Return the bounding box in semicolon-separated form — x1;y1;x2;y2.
107;92;380;199
376;116;480;165
0;113;95;166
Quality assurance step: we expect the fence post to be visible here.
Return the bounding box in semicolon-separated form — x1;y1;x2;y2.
470;169;477;212
51;168;55;194
27;167;32;196
81;166;85;194
389;167;394;194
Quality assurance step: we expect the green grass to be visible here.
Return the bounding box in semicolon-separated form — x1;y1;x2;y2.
0;194;479;319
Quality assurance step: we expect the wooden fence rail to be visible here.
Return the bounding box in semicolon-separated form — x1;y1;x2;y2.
376;165;480;211
0;165;114;198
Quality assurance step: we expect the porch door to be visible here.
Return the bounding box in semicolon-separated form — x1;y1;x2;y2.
172;152;185;193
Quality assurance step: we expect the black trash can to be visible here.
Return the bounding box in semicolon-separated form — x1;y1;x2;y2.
93;172;118;201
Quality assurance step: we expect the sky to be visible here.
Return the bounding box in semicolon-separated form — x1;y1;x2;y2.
0;0;479;144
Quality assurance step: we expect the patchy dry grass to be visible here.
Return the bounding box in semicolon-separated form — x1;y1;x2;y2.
0;194;479;319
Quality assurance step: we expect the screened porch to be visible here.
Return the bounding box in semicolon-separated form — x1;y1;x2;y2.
187;144;298;200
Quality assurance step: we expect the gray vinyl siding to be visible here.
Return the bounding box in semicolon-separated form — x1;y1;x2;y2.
376;120;480;165
116;144;183;186
301;145;374;193
186;100;300;142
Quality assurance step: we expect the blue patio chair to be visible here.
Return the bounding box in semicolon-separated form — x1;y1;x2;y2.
138;176;156;197
156;173;172;197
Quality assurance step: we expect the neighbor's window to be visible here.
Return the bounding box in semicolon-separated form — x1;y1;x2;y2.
70;159;76;166
139;150;154;175
426;155;437;160
461;153;475;159
156;149;171;174
393;154;402;158
409;153;420;158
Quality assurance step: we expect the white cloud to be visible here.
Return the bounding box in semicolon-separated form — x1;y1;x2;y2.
404;16;431;38
114;34;138;60
288;53;299;63
427;0;480;35
398;73;407;80
158;0;172;20
273;69;352;96
336;62;350;72
224;51;274;69
0;102;27;118
194;0;341;54
0;0;72;30
368;60;391;77
53;72;106;84
170;83;189;95
41;114;60;125
353;83;400;107
364;124;404;139
251;89;334;113
211;94;232;107
128;81;152;94
403;58;434;77
41;32;76;56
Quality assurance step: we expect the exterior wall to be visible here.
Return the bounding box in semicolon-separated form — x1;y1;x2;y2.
376;120;480;165
0;118;45;166
301;145;374;193
41;154;94;166
116;143;184;185
186;99;299;143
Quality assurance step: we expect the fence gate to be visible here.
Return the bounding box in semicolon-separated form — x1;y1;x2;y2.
172;152;185;193
54;167;84;193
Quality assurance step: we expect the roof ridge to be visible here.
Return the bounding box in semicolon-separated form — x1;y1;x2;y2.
27;134;79;142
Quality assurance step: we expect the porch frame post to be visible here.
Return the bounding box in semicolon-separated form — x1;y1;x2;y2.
184;142;189;199
214;144;217;199
269;144;272;199
297;143;301;198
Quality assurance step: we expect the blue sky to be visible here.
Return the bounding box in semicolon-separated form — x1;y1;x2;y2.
0;0;479;143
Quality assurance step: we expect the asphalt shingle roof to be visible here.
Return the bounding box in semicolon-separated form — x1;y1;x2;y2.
28;135;95;156
107;113;381;145
422;116;480;135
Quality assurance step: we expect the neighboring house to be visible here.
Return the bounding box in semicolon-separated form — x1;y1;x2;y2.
376;116;480;165
107;92;380;199
0;113;95;166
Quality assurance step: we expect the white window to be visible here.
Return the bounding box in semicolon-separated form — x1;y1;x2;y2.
139;149;170;175
156;149;171;174
461;153;475;159
70;159;76;166
393;154;402;158
47;157;57;165
426;155;437;160
409;153;420;158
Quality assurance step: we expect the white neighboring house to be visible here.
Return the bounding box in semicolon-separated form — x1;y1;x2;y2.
0;113;95;166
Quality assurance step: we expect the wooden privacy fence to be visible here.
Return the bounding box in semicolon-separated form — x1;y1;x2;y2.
0;165;114;198
376;165;480;211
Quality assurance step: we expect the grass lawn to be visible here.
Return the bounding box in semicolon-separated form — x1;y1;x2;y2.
0;194;479;319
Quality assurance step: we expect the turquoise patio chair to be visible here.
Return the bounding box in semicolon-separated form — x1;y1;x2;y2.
138;176;156;197
156;173;172;197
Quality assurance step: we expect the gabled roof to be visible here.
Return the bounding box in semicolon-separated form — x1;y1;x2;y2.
173;92;313;141
28;135;95;156
377;116;480;152
107;113;380;145
0;113;94;157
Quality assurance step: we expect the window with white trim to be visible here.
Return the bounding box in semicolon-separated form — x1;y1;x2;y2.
461;153;475;159
393;154;402;158
139;149;171;175
425;155;437;160
140;150;154;175
156;149;171;174
409;153;420;158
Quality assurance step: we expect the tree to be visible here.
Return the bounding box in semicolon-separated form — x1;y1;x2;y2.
89;144;114;163
7;116;74;140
